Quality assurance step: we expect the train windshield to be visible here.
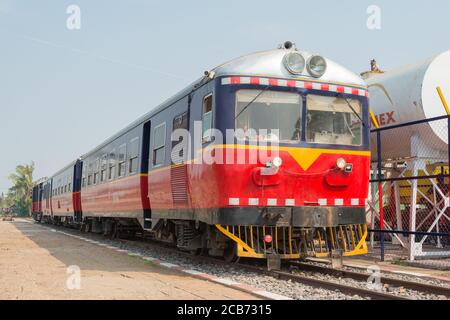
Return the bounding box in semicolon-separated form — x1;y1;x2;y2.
306;95;362;146
235;89;302;143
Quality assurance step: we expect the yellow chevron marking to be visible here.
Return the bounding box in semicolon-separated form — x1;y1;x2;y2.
285;148;370;170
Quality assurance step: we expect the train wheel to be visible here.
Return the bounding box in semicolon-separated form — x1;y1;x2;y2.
223;243;240;263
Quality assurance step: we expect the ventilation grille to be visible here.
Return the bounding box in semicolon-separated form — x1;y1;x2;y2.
171;165;188;205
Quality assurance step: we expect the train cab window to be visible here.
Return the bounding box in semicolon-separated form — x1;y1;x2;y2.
235;90;301;143
129;137;139;174
306;95;362;146
152;123;166;167
108;149;116;180
202;94;213;142
118;144;127;177
100;154;107;182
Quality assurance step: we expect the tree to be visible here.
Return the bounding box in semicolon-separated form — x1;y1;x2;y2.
8;162;34;216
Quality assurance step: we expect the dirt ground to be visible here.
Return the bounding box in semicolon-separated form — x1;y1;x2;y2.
0;219;259;300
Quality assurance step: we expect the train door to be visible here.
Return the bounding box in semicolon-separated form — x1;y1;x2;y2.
141;120;152;229
38;183;43;213
73;160;83;223
49;178;53;216
32;186;38;213
44;181;50;214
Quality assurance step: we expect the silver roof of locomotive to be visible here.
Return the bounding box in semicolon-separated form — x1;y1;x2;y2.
211;47;366;87
78;45;366;159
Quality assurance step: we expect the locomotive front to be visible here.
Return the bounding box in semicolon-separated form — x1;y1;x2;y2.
208;42;370;261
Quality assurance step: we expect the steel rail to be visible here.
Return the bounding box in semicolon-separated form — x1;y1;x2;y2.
235;263;410;300
290;261;450;298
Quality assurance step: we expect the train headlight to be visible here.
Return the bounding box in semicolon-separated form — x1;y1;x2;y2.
283;52;305;74
307;55;327;78
272;157;283;168
336;158;346;170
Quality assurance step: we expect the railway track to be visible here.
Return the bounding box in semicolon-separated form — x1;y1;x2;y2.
230;261;411;300
134;238;450;300
128;237;414;300
289;261;450;298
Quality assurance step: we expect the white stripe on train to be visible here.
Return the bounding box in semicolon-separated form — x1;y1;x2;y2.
228;198;366;206
221;76;368;97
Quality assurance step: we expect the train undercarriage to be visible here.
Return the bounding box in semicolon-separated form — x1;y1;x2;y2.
33;212;368;267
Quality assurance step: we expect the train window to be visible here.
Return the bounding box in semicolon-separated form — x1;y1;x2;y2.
88;161;93;186
100;154;107;182
93;158;100;184
64;185;67;193
306;95;362;146
118;144;127;177
235;90;301;142
108;149;116;180
152;123;166;167
68;183;71;192
82;177;86;188
202;94;213;143
129;137;139;174
172;112;188;163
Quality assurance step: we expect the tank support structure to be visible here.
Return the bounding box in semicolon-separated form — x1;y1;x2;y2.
367;133;450;261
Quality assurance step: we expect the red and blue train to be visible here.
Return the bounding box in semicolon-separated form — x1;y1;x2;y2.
32;42;370;262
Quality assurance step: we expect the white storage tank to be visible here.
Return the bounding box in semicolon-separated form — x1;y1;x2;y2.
364;51;450;161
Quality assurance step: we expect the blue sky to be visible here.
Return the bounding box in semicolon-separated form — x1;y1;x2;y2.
0;0;449;191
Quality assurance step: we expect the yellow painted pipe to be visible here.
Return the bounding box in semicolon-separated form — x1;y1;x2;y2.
369;108;380;128
437;87;450;115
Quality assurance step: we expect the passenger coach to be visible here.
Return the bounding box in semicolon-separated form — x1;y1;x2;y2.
32;42;370;263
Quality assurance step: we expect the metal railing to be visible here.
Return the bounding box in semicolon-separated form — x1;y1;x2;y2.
368;111;450;266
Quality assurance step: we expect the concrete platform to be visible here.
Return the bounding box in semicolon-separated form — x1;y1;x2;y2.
0;219;260;300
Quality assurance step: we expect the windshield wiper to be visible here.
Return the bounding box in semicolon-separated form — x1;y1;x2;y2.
235;85;270;119
340;95;367;127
